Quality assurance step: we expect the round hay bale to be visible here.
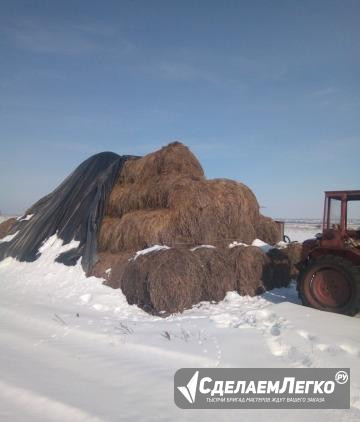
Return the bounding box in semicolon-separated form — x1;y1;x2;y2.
91;251;133;288
121;248;207;314
266;248;292;288
256;215;282;245
98;211;173;253
169;178;259;245
107;174;196;217
0;217;17;239
280;242;303;278
119;141;204;185
229;246;272;296
107;252;134;288
107;142;204;217
192;247;236;301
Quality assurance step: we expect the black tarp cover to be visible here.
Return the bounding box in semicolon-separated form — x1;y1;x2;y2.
0;152;136;274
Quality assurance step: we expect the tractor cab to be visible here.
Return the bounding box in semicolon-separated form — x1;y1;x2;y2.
321;190;360;249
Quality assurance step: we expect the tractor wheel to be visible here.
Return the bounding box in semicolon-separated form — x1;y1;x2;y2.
297;255;360;316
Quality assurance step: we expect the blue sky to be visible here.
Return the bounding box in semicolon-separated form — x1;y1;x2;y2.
0;0;359;217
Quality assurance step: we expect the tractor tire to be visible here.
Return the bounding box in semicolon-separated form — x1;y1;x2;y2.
297;255;360;316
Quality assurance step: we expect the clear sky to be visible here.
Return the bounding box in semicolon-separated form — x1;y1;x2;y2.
0;0;359;218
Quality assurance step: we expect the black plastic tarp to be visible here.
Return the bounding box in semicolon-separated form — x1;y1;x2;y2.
0;152;137;274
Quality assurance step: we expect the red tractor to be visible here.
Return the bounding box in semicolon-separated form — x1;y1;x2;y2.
297;190;360;316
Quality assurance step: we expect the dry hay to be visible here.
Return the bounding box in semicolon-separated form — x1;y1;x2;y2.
266;248;292;288
192;247;237;301
280;242;303;278
94;141;288;313
99;210;173;253
169;178;259;246
105;244;295;314
91;251;133;287
0;218;16;239
120;141;204;184
228;246;272;296
121;248;207;314
96;246;238;314
256;215;282;245
107;142;204;217
99;142;260;253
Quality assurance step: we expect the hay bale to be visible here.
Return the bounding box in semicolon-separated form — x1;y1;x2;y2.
107;252;135;288
280;242;303;278
107;174;200;217
91;251;132;287
0;218;17;239
169;178;259;245
98;211;173;253
256;215;282;245
121;248;207;314
266;248;292;288
192;247;236;301
119;141;204;185
229;246;272;296
107;142;204;217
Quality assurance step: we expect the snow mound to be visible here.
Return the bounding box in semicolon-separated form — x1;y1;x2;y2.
0;231;20;243
17;214;34;221
133;244;171;260
251;238;274;252
190;245;216;251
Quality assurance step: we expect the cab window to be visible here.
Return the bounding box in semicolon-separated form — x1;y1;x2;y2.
347;200;360;230
329;198;341;229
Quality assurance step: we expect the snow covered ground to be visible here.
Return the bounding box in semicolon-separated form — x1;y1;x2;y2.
0;220;359;421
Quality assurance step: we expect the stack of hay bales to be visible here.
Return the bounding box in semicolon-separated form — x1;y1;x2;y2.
98;142;262;252
90;142;297;314
117;244;300;315
121;246;237;315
